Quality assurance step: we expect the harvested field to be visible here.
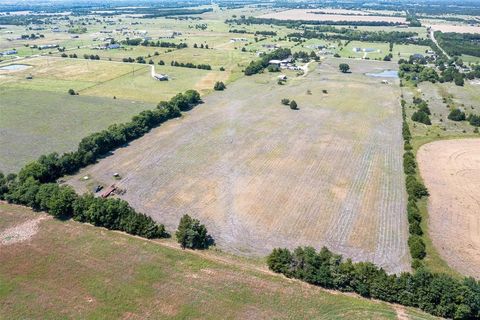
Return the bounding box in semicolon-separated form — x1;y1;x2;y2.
417;139;480;279
427;23;480;34
66;59;409;273
259;9;406;23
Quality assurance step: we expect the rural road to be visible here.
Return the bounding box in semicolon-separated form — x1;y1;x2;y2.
429;28;450;59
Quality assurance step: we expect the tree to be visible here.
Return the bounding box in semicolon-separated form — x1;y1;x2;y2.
68;89;76;95
176;214;212;249
213;81;226;91
339;63;350;73
448;108;466;121
289;100;298;110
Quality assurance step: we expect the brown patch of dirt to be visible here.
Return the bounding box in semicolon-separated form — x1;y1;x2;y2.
0;216;47;246
417;139;480;278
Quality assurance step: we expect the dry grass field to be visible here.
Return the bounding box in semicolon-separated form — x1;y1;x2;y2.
259;9;406;23
426;23;480;34
0;203;438;319
417;139;480;279
66;58;410;273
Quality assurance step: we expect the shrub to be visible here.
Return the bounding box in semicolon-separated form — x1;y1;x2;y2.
468;114;480;127
213;81;226;91
411;111;431;125
281;98;290;105
68;89;76;95
448;108;466;121
289;100;298;110
339;63;350;73
406;175;429;200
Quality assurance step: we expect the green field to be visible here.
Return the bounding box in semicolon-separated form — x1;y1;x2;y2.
0;203;437;319
0;87;153;174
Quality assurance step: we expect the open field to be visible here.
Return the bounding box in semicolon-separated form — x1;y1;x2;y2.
259;9;407;23
0;87;153;174
0;203;439;320
426;23;480;34
66;58;410;273
417;139;480;279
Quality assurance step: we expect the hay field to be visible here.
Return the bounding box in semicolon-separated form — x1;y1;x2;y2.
259;9;406;23
66;59;409;273
417;139;480;279
0;203;437;319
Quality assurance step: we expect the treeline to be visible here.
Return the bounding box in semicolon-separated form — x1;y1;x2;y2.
244;47;291;75
226;17;404;28
122;38;188;49
287;29;424;45
0;90;202;238
267;246;480;319
170;60;212;70
401;99;429;264
141;8;212;19
1;177;166;239
435;32;480;57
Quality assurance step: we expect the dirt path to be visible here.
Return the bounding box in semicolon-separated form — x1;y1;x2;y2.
428;29;450;59
417;138;480;278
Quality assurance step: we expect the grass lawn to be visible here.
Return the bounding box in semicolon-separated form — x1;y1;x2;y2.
0;87;153;174
0;203;438;319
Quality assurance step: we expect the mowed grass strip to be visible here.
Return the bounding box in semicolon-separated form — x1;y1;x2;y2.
0;203;438;320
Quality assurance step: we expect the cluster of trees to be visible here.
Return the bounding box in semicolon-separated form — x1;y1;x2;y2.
287;29;422;45
213;81;226;91
176;214;212;249
61;53;78;59
401;99;428;264
0;90;202;238
292;50;318;61
410;98;432;125
21;33;44;39
83;54;100;60
244;48;291;75
121;38;188;50
170;60;212;70
255;30;277;36
267;246;480;319
193;43;209;49
0;178;166;239
435;32;480;58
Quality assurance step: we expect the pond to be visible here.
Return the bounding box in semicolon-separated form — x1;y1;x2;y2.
0;64;31;71
365;70;398;78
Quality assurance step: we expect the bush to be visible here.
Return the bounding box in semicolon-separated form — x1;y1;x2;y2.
281;98;290;105
468;114;480;127
448;108;466;121
68;89;76;95
176;214;212;249
339;63;350;73
289;100;298;110
213;81;226;91
411;111;431;125
408;235;426;259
